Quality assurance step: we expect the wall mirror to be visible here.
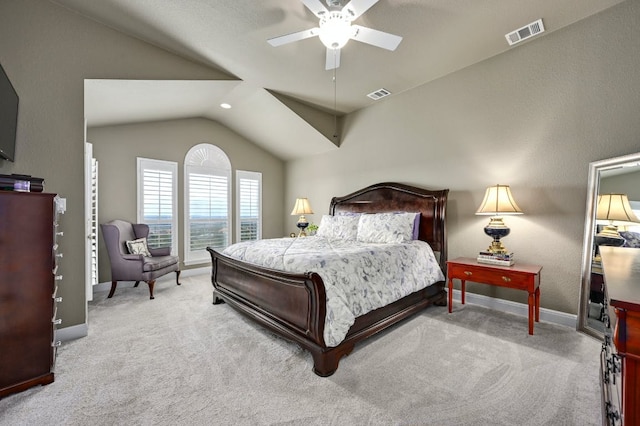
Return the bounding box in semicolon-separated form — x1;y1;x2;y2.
578;152;640;338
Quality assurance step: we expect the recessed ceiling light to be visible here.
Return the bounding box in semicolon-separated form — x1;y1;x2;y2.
220;103;231;109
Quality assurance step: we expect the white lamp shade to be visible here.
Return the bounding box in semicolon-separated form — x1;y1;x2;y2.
291;198;314;216
596;193;640;225
476;184;523;215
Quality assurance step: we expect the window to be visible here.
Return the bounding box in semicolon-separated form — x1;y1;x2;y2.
236;171;262;241
136;158;178;255
184;144;231;264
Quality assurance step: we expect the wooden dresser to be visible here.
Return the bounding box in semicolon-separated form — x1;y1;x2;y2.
600;246;640;425
0;191;63;398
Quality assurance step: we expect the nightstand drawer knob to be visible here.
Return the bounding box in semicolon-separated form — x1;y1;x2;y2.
502;276;511;282
464;271;472;276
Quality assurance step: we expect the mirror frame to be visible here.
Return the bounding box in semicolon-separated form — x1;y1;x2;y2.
578;152;640;338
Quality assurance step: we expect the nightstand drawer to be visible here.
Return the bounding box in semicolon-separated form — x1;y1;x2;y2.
449;264;534;290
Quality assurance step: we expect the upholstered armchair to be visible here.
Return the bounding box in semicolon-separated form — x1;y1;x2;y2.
101;219;181;299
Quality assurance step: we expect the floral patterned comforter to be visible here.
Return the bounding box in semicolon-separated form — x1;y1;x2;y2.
222;237;445;347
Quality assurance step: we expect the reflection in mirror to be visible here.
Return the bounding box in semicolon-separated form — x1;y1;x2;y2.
579;152;640;338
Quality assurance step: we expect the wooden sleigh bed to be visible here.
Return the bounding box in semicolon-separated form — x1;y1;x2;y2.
207;182;449;376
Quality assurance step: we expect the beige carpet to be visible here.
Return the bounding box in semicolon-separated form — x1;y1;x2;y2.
0;274;602;425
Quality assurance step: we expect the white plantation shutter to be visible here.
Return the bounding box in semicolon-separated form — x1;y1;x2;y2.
184;144;231;264
236;171;262;241
188;172;229;251
137;158;178;255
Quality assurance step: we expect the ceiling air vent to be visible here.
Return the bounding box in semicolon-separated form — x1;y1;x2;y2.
505;19;545;46
367;88;391;100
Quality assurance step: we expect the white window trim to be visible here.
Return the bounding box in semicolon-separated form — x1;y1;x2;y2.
136;158;179;256
183;144;232;265
236;170;262;242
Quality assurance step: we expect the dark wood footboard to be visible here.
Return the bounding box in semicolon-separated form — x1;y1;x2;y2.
209;248;328;348
208;250;446;377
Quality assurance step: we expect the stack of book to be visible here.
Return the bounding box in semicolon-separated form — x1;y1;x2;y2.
477;251;515;266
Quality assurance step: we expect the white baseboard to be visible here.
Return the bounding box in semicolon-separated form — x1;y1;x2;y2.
53;267;213;343
92;266;210;295
58;272;575;343
55;323;88;343
450;289;577;329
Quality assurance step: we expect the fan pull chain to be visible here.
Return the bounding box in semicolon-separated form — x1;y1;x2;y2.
333;51;338;139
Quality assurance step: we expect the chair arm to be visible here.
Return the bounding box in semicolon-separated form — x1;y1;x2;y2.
122;254;144;261
149;246;171;256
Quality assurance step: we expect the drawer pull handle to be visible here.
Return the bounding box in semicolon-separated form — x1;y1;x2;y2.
502;276;511;282
52;318;62;325
54;296;63;303
464;271;472;276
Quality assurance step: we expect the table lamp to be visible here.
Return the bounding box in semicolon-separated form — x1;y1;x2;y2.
291;198;313;237
595;193;639;247
476;184;523;254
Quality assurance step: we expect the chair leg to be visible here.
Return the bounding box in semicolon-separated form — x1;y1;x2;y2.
147;280;156;300
176;270;181;286
134;281;140;288
108;281;118;298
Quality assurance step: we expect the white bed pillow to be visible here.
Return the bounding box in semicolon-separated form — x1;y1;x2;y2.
357;212;418;244
316;214;360;240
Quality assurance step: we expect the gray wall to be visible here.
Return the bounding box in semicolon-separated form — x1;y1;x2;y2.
89;117;284;282
286;0;640;315
2;0;639;330
600;170;640;201
0;0;237;328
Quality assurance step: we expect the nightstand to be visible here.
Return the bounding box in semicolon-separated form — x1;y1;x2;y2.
447;257;543;335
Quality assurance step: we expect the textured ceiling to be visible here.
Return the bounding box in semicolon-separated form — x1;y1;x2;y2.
58;0;626;160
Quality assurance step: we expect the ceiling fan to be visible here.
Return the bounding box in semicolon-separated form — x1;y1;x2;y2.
268;0;403;70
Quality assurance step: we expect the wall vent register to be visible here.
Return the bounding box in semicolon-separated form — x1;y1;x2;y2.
505;19;545;46
367;88;391;100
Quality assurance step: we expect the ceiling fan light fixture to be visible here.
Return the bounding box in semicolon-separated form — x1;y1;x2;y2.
318;11;353;49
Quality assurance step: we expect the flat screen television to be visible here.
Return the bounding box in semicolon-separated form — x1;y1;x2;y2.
0;62;19;162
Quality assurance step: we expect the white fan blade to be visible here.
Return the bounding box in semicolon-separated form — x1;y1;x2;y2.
351;25;402;51
301;0;329;18
343;0;379;21
268;27;319;47
325;48;341;70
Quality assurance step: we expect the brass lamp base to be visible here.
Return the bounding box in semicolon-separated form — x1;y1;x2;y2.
487;240;508;254
597;224;623;239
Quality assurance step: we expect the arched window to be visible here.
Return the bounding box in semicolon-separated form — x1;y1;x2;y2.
184;144;231;264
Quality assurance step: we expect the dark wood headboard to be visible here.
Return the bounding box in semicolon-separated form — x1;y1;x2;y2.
329;182;449;271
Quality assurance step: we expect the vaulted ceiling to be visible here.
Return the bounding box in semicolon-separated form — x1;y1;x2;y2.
55;0;626;160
